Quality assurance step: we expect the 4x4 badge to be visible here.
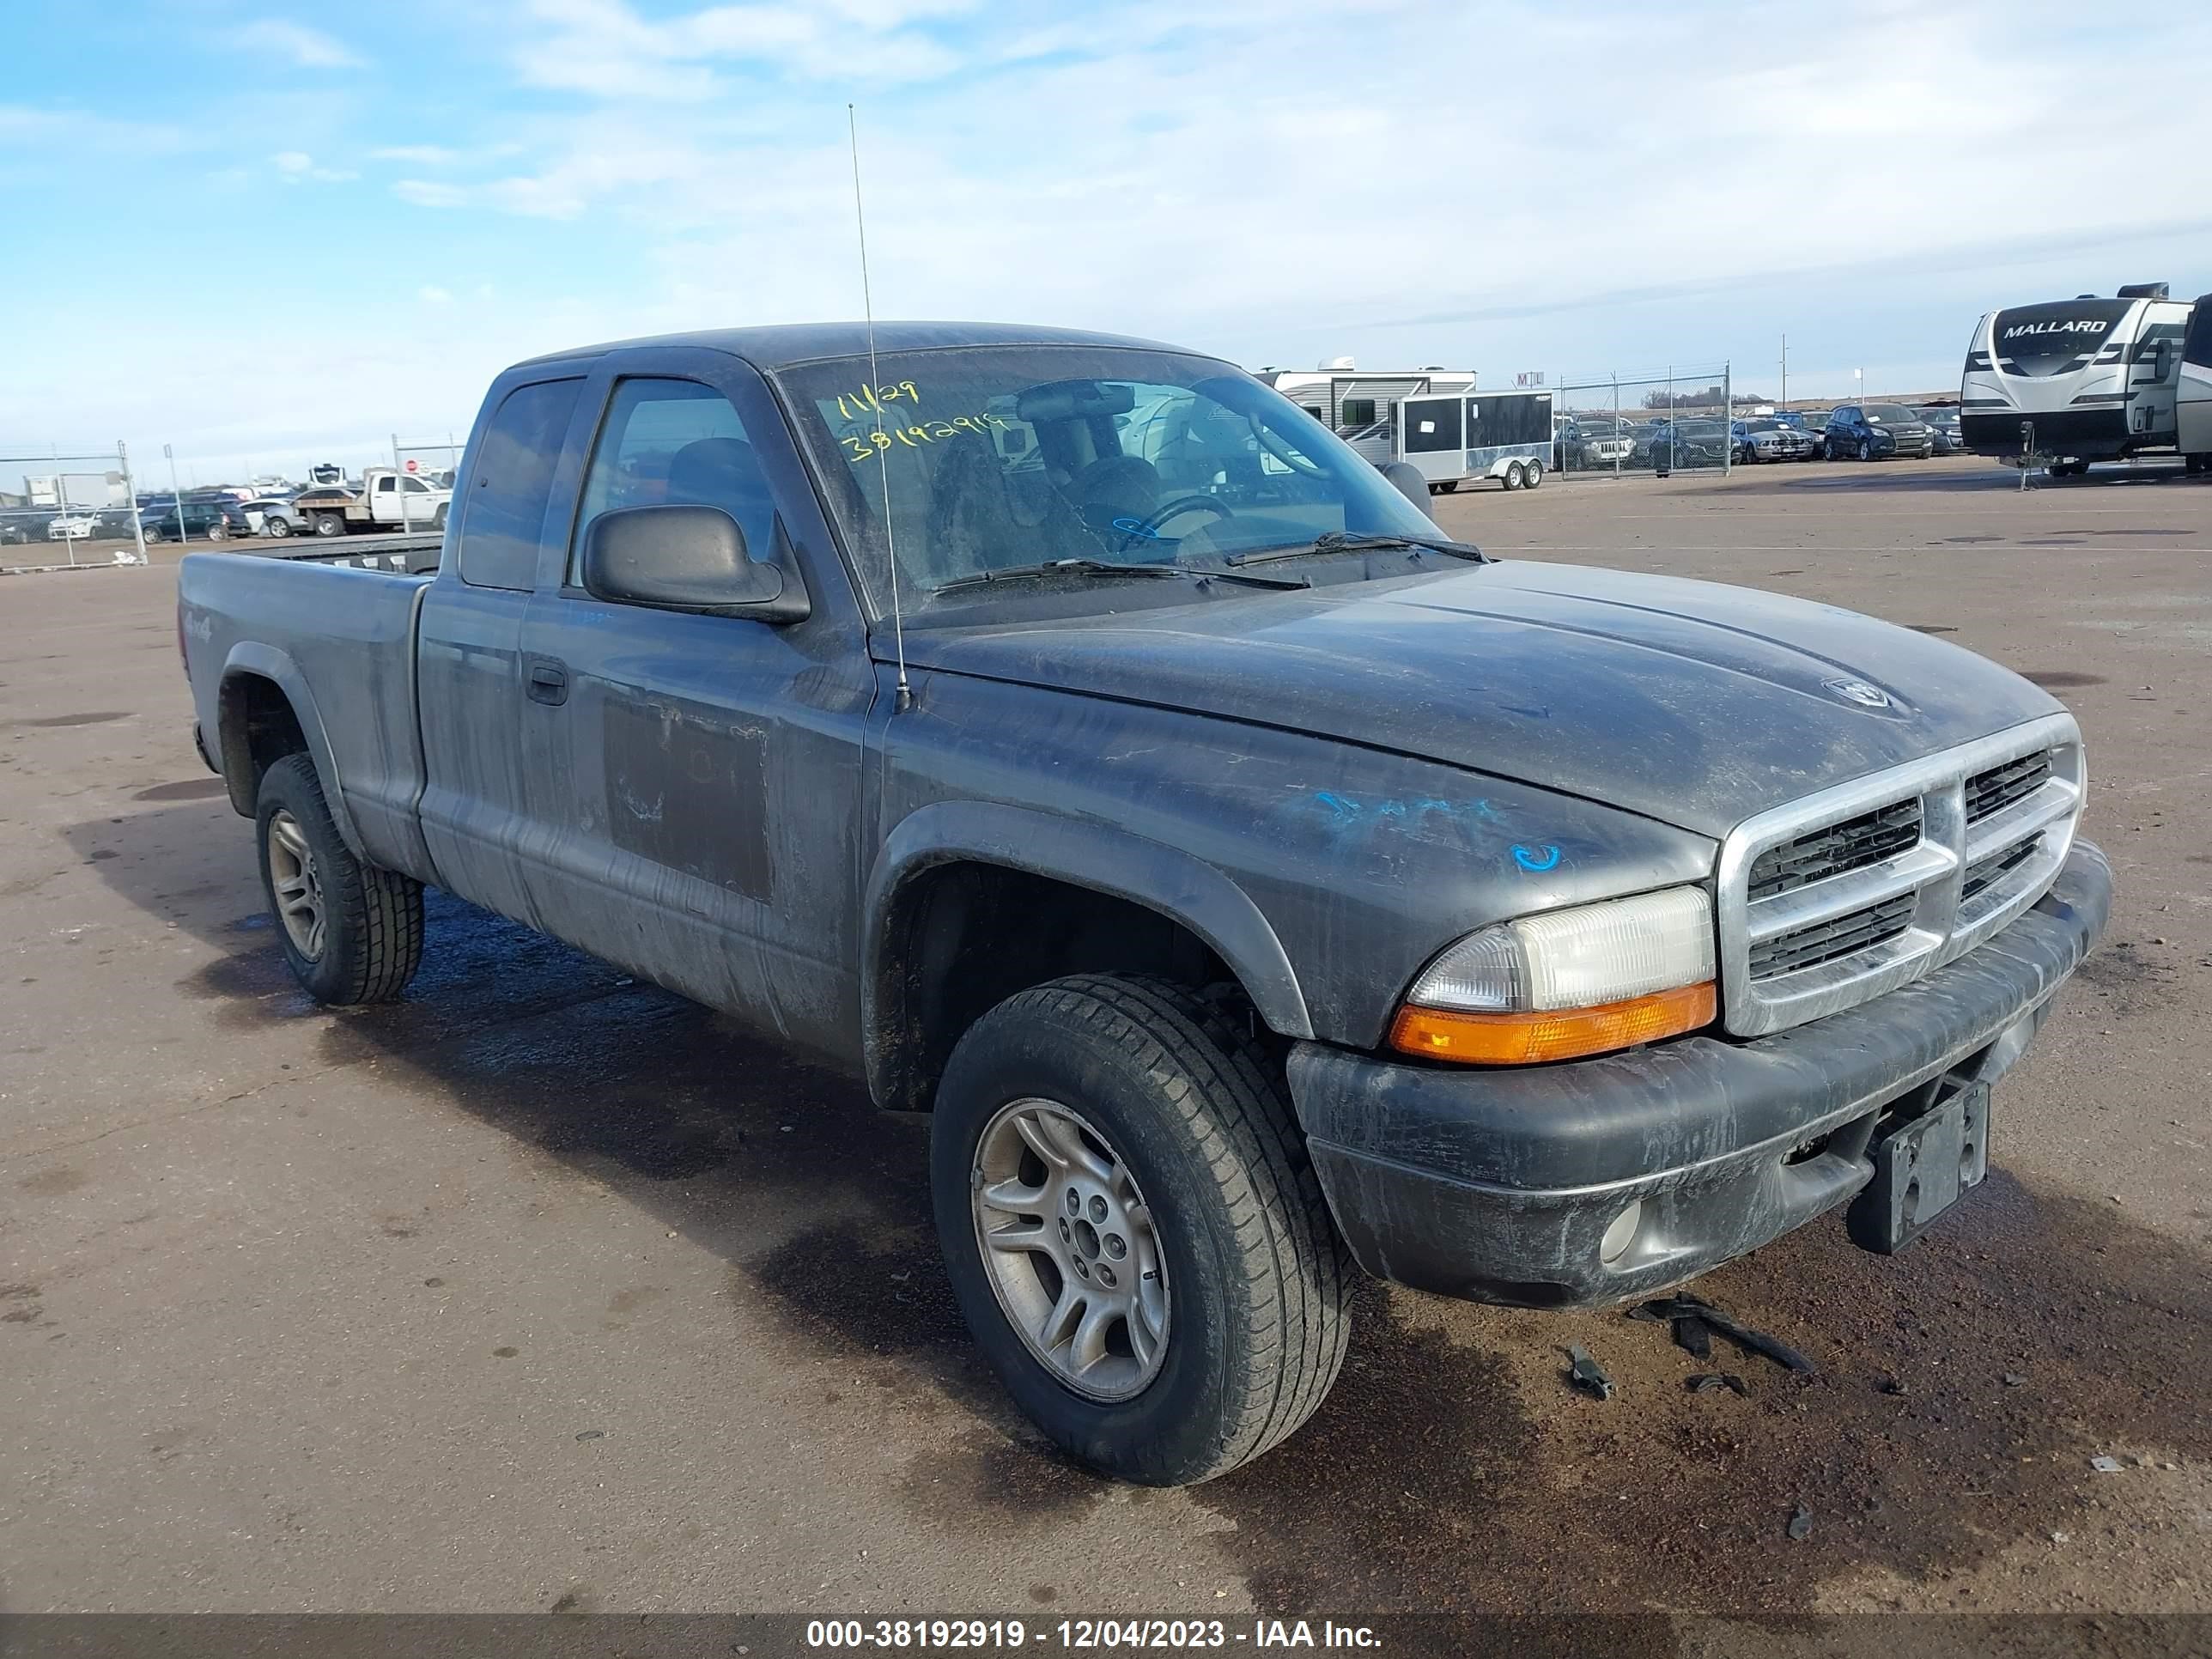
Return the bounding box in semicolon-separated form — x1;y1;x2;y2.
1824;678;1893;709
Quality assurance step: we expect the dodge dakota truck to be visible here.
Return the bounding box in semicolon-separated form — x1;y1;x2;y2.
178;323;2110;1486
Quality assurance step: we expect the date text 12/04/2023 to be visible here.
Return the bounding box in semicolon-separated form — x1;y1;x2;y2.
802;1618;1382;1649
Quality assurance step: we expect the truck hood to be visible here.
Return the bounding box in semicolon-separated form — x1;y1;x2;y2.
898;561;2063;840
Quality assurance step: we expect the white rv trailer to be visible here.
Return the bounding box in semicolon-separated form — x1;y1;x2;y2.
1959;283;2191;471
1390;387;1555;492
2177;291;2212;474
1258;363;1478;466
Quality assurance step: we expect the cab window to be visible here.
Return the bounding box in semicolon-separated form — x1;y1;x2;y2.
568;378;777;586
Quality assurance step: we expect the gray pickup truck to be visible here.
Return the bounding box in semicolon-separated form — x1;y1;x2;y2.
179;323;2110;1485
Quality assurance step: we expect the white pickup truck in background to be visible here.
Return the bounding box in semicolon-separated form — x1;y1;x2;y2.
289;466;453;538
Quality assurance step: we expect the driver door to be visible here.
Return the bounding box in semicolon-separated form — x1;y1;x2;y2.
514;349;875;1060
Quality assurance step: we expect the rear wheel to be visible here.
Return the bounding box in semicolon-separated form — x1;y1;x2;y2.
313;512;345;538
1503;461;1526;491
207;520;228;542
1523;459;1544;489
931;975;1351;1486
254;753;424;1005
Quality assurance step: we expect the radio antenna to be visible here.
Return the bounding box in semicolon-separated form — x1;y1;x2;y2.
848;103;911;714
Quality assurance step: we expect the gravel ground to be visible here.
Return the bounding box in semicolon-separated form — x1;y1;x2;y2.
1;455;2205;1622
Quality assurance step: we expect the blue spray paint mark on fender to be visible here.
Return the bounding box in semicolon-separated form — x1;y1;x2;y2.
1511;843;1561;872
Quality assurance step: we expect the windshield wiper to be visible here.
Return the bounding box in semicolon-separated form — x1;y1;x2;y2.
1229;531;1489;568
935;557;1307;593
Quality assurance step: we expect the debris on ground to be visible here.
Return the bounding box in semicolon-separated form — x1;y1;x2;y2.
1626;1291;1815;1374
1686;1373;1750;1396
1787;1504;1813;1541
2003;1372;2027;1387
2089;1455;2127;1474
1876;1376;1907;1396
1564;1343;1614;1401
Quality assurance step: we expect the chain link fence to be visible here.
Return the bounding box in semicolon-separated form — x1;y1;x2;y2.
0;444;148;569
1549;363;1737;478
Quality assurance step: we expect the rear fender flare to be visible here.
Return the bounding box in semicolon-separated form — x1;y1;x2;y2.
861;800;1313;1106
216;641;366;856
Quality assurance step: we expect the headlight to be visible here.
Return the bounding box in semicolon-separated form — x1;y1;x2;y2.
1389;887;1717;1065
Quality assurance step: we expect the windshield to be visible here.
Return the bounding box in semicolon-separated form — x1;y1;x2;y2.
1865;404;1915;422
776;345;1440;613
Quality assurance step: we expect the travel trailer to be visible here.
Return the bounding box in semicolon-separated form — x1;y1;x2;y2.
2178;291;2212;474
1960;283;2191;473
1259;362;1478;464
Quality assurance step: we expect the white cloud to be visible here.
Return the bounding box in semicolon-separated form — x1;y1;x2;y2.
419;284;455;305
512;0;969;100
233;19;365;70
273;149;357;183
393;178;470;207
374;145;463;165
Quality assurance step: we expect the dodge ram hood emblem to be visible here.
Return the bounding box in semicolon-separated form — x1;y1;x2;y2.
1823;677;1893;709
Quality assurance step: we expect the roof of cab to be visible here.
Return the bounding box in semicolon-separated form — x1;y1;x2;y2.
510;320;1194;374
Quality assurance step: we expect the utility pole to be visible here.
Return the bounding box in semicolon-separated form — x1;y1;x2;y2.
166;443;187;544
1780;334;1788;408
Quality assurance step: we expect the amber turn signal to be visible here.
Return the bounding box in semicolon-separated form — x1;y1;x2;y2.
1388;981;1717;1066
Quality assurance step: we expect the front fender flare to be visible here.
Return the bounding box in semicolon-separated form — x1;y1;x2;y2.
216;641;366;856
861;800;1313;1106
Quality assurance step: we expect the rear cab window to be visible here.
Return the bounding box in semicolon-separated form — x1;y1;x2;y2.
456;378;585;591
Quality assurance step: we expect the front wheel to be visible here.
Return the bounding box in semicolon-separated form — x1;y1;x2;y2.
265;515;293;538
254;753;424;1004
1858;438;1874;462
931;975;1351;1486
1503;461;1526;491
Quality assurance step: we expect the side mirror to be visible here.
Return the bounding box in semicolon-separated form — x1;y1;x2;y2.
581;504;808;622
1377;459;1431;511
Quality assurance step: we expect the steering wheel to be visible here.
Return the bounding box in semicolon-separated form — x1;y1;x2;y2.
1115;494;1234;551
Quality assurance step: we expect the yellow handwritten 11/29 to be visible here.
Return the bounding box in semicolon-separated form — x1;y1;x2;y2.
840;414;1010;461
834;382;921;420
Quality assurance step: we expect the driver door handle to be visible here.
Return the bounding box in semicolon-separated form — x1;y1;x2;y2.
526;657;569;707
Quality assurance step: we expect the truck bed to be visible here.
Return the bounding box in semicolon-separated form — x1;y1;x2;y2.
177;552;435;879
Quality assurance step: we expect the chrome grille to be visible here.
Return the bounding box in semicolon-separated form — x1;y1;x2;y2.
1747;891;1916;979
1966;751;2051;823
1717;715;2083;1036
1747;798;1922;902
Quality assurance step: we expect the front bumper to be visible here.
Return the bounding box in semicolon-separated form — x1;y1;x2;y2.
1287;840;2111;1310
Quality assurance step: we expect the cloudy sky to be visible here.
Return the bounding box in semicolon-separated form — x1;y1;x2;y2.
3;0;2209;483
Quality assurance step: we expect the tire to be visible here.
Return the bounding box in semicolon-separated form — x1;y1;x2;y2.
931;974;1352;1486
208;520;228;542
1857;438;1874;462
1523;459;1544;489
1503;462;1525;491
313;512;345;538
1429;479;1458;495
266;515;293;538
253;753;424;1005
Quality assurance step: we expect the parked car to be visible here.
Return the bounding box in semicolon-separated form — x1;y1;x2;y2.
1916;408;1965;455
1649;417;1731;470
45;510;104;541
1568;416;1635;470
1826;404;1936;461
1;510;52;544
1732;419;1815;464
178;319;2109;1487
244;496;307;538
140;500;251;544
1773;412;1829;459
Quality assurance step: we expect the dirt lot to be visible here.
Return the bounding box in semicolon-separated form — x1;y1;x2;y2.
2;457;2207;1621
